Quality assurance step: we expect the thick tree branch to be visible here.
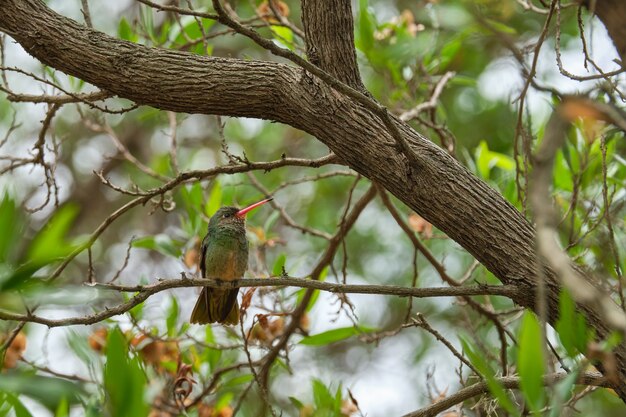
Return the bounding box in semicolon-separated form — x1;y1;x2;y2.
0;1;288;118
300;0;365;90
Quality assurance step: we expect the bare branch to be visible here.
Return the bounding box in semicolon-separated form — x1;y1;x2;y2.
413;313;480;375
136;0;218;19
80;0;92;28
0;67;131;113
0;277;518;327
403;372;609;417
4;89;111;104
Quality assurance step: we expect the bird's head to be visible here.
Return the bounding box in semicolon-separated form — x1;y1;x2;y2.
208;198;273;232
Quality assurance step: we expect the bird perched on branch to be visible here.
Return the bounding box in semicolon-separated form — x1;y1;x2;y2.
190;197;273;325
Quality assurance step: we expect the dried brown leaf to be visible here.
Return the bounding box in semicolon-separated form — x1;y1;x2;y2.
409;213;433;238
257;0;290;23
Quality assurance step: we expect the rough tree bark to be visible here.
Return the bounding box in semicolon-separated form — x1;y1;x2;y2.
0;0;625;401
585;0;626;63
300;0;365;91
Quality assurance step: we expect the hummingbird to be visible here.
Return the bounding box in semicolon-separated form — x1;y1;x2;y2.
190;197;273;325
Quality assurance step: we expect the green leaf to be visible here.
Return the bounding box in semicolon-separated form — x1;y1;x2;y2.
573;307;592;354
449;75;477;87
156;19;171;45
548;367;579;417
300;326;375;346
191;42;214;56
602;331;623;351
312;379;334;409
128;295;145;321
166;296;179;337
333;383;343;413
461;338;520;416
181;182;203;213
356;0;375;52
55;397;69;417
139;5;155;43
493;153;515;171
553;150;574;192
518;311;546;413
118;17;138;42
66;329;99;368
475;141;492;179
0;375;83;411
222;374;254;389
296;267;327;312
439;36;462;70
215;392;234;410
0;393;9;417
179;183;204;234
556;289;578;357
289;396;304;410
83;397;103;417
263;210;280;233
0;264;33;292
475;141;515;179
4;394;34;417
169;15;216;47
151;154;172;177
483;18;517;34
271;25;294;50
220;183;235;207
189;182;204;207
132;234;182;258
205;181;223;217
0;193;23;263
27;204;80;265
205;325;216;343
556;289;591;357
203;326;221;371
272;253;286;277
104;328;150;417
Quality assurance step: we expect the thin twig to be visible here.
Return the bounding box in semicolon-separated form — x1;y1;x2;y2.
80;0;93;28
414;313;480;375
400;71;455;122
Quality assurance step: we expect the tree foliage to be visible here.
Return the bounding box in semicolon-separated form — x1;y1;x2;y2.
1;0;626;416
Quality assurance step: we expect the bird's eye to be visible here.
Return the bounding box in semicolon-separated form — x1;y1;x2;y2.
224;213;231;218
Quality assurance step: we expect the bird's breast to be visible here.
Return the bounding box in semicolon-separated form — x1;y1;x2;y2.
204;238;248;280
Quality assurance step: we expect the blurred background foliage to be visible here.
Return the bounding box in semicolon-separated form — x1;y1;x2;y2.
1;0;626;416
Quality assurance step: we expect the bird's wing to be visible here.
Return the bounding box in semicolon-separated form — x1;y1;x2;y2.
199;234;209;278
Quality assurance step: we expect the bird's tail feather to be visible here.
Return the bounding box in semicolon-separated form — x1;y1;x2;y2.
190;287;240;325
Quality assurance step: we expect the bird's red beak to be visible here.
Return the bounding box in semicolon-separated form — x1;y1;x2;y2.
236;197;273;218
